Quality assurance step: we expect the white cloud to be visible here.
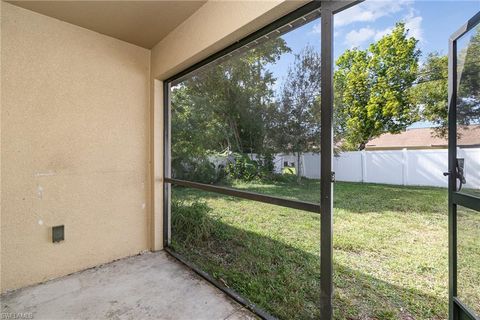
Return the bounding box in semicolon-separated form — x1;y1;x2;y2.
404;13;424;42
374;11;424;42
335;0;413;27
374;27;393;41
345;27;376;47
312;0;424;49
344;6;424;47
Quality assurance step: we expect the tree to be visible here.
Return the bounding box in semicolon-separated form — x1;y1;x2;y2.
172;38;290;156
409;53;448;137
171;38;290;180
410;26;480;138
335;23;420;150
272;46;321;183
456;26;480;129
171;84;224;161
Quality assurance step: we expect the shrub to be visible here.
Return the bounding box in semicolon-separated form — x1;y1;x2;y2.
225;154;260;181
171;199;213;244
259;153;275;174
192;159;218;183
224;153;282;182
268;172;298;183
172;157;219;184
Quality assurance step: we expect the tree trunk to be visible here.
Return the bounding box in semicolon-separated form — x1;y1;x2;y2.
296;151;302;184
229;118;242;152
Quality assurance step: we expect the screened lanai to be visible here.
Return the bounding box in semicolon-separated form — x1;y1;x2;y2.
1;1;479;320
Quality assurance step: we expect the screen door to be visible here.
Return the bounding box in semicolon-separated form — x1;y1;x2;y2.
447;11;480;320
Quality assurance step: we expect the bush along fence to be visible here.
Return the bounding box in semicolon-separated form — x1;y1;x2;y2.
276;148;480;189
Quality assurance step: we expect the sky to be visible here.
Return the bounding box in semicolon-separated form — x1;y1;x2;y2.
273;0;480;77
268;0;480;128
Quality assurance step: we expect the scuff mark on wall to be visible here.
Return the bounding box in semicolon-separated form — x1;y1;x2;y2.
35;171;56;177
37;185;44;199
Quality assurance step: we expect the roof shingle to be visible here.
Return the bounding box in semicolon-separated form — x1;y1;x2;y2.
365;125;480;150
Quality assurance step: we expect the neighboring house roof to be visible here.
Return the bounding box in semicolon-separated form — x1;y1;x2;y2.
365;125;480;150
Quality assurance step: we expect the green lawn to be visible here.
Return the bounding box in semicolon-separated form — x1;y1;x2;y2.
170;180;480;320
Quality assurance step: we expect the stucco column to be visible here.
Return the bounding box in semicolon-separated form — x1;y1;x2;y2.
150;79;164;251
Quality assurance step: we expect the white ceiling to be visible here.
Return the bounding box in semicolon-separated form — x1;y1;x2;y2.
7;1;207;48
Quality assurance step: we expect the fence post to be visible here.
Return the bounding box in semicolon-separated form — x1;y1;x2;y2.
361;150;367;183
457;147;464;187
302;153;306;178
457;147;463;160
402;148;408;186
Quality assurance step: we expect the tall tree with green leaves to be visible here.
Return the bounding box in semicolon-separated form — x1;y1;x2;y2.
170;38;290;180
409;53;448;137
272;45;321;183
335;23;420;150
456;26;480;129
172;38;290;156
410;26;480;138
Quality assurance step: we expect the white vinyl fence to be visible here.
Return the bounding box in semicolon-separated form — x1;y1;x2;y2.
276;148;480;189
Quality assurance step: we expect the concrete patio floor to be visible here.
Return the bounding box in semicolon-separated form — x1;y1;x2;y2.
0;251;256;320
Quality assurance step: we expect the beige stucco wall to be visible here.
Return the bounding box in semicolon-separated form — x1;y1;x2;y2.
1;2;151;292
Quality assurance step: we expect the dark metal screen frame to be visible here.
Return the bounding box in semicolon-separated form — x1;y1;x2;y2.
447;10;480;320
162;1;360;319
165;178;321;213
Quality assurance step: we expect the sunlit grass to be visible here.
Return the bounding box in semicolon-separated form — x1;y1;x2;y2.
170;180;479;319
